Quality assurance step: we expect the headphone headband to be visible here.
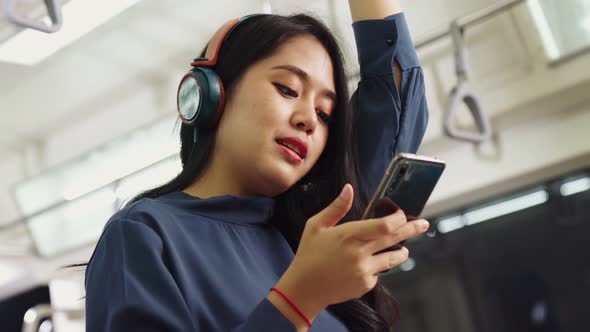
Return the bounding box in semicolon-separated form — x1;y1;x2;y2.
191;14;262;68
190;18;240;67
177;14;264;131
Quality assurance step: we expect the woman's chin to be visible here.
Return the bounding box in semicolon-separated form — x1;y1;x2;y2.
250;157;306;196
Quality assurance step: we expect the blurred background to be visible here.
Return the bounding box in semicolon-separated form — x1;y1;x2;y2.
0;0;588;331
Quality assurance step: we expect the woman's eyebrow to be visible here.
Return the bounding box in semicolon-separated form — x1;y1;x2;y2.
271;65;336;101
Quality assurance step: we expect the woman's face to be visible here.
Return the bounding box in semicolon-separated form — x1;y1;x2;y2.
214;34;336;197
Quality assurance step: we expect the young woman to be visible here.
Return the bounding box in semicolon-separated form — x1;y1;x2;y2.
84;1;429;331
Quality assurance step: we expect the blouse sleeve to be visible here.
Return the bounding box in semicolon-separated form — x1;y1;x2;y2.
350;13;429;200
85;218;296;332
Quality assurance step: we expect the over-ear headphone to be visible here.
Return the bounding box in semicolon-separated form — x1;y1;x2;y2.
176;14;262;132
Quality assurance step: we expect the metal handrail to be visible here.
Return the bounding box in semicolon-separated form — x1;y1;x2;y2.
1;0;63;33
22;303;84;332
21;304;52;332
415;0;526;49
347;0;527;143
443;20;492;143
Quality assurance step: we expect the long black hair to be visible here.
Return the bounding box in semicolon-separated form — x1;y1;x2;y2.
77;14;400;331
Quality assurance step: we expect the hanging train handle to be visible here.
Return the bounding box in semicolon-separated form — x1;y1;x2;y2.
443;20;492;144
1;0;63;33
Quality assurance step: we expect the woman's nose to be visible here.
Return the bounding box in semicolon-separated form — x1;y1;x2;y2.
292;100;318;135
296;121;313;135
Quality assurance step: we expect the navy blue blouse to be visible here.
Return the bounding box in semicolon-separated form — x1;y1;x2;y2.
352;14;427;200
85;13;428;332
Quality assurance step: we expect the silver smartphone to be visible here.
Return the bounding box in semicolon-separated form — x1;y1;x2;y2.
362;153;446;252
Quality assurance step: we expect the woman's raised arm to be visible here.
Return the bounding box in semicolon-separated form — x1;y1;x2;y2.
348;0;402;21
348;0;403;90
348;0;429;200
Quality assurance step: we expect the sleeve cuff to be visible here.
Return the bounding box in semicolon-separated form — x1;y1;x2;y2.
352;13;420;77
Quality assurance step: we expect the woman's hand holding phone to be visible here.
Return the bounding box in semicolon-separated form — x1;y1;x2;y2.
268;184;429;328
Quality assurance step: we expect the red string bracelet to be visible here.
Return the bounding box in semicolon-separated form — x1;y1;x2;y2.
269;287;312;327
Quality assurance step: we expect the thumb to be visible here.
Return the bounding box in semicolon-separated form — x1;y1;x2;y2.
311;184;354;229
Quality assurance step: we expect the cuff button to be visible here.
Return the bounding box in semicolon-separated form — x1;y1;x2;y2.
386;38;395;45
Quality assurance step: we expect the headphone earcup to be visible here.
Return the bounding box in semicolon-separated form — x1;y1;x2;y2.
177;67;225;129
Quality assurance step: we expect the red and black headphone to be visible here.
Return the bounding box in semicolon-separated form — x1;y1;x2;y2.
176;14;262;132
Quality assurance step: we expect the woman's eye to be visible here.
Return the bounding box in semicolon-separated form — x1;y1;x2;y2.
274;82;332;125
317;110;332;125
274;83;298;98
